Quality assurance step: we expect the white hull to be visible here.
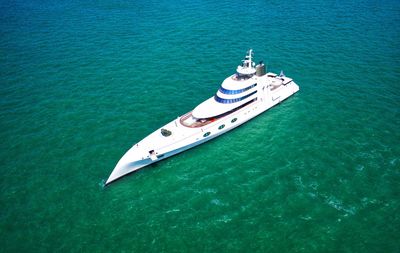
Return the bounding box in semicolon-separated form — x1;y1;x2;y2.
106;79;299;185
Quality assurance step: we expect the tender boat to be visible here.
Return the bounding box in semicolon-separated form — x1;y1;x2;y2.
106;49;299;185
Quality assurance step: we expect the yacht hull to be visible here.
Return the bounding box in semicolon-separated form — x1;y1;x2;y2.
105;80;299;185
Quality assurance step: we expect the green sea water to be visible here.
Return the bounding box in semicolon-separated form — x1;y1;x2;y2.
1;0;399;252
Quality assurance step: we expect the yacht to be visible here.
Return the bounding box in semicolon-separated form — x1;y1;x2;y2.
106;49;299;185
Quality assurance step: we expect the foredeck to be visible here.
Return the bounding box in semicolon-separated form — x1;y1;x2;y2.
179;112;216;128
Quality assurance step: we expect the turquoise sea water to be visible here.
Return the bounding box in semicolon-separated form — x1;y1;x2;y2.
1;0;399;252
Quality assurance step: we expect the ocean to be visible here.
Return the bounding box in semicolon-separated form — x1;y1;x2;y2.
1;0;399;252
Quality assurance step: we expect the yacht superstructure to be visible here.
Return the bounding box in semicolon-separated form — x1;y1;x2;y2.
106;49;299;185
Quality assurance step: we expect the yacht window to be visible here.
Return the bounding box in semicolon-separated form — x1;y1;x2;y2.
203;132;210;137
214;90;257;104
218;124;225;130
231;118;237;123
219;83;257;95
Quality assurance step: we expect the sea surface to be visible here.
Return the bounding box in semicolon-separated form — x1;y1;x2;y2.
1;0;399;252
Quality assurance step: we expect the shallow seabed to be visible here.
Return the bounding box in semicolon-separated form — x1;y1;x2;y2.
1;0;399;252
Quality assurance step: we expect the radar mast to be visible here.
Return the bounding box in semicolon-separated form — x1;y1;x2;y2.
236;49;256;76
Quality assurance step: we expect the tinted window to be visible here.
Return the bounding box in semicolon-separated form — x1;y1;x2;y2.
219;83;257;95
214;91;257;104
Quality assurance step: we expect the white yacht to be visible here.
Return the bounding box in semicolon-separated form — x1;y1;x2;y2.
106;49;299;185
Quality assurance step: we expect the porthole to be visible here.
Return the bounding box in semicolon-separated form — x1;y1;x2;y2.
203;132;210;137
218;124;225;130
231;118;237;123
